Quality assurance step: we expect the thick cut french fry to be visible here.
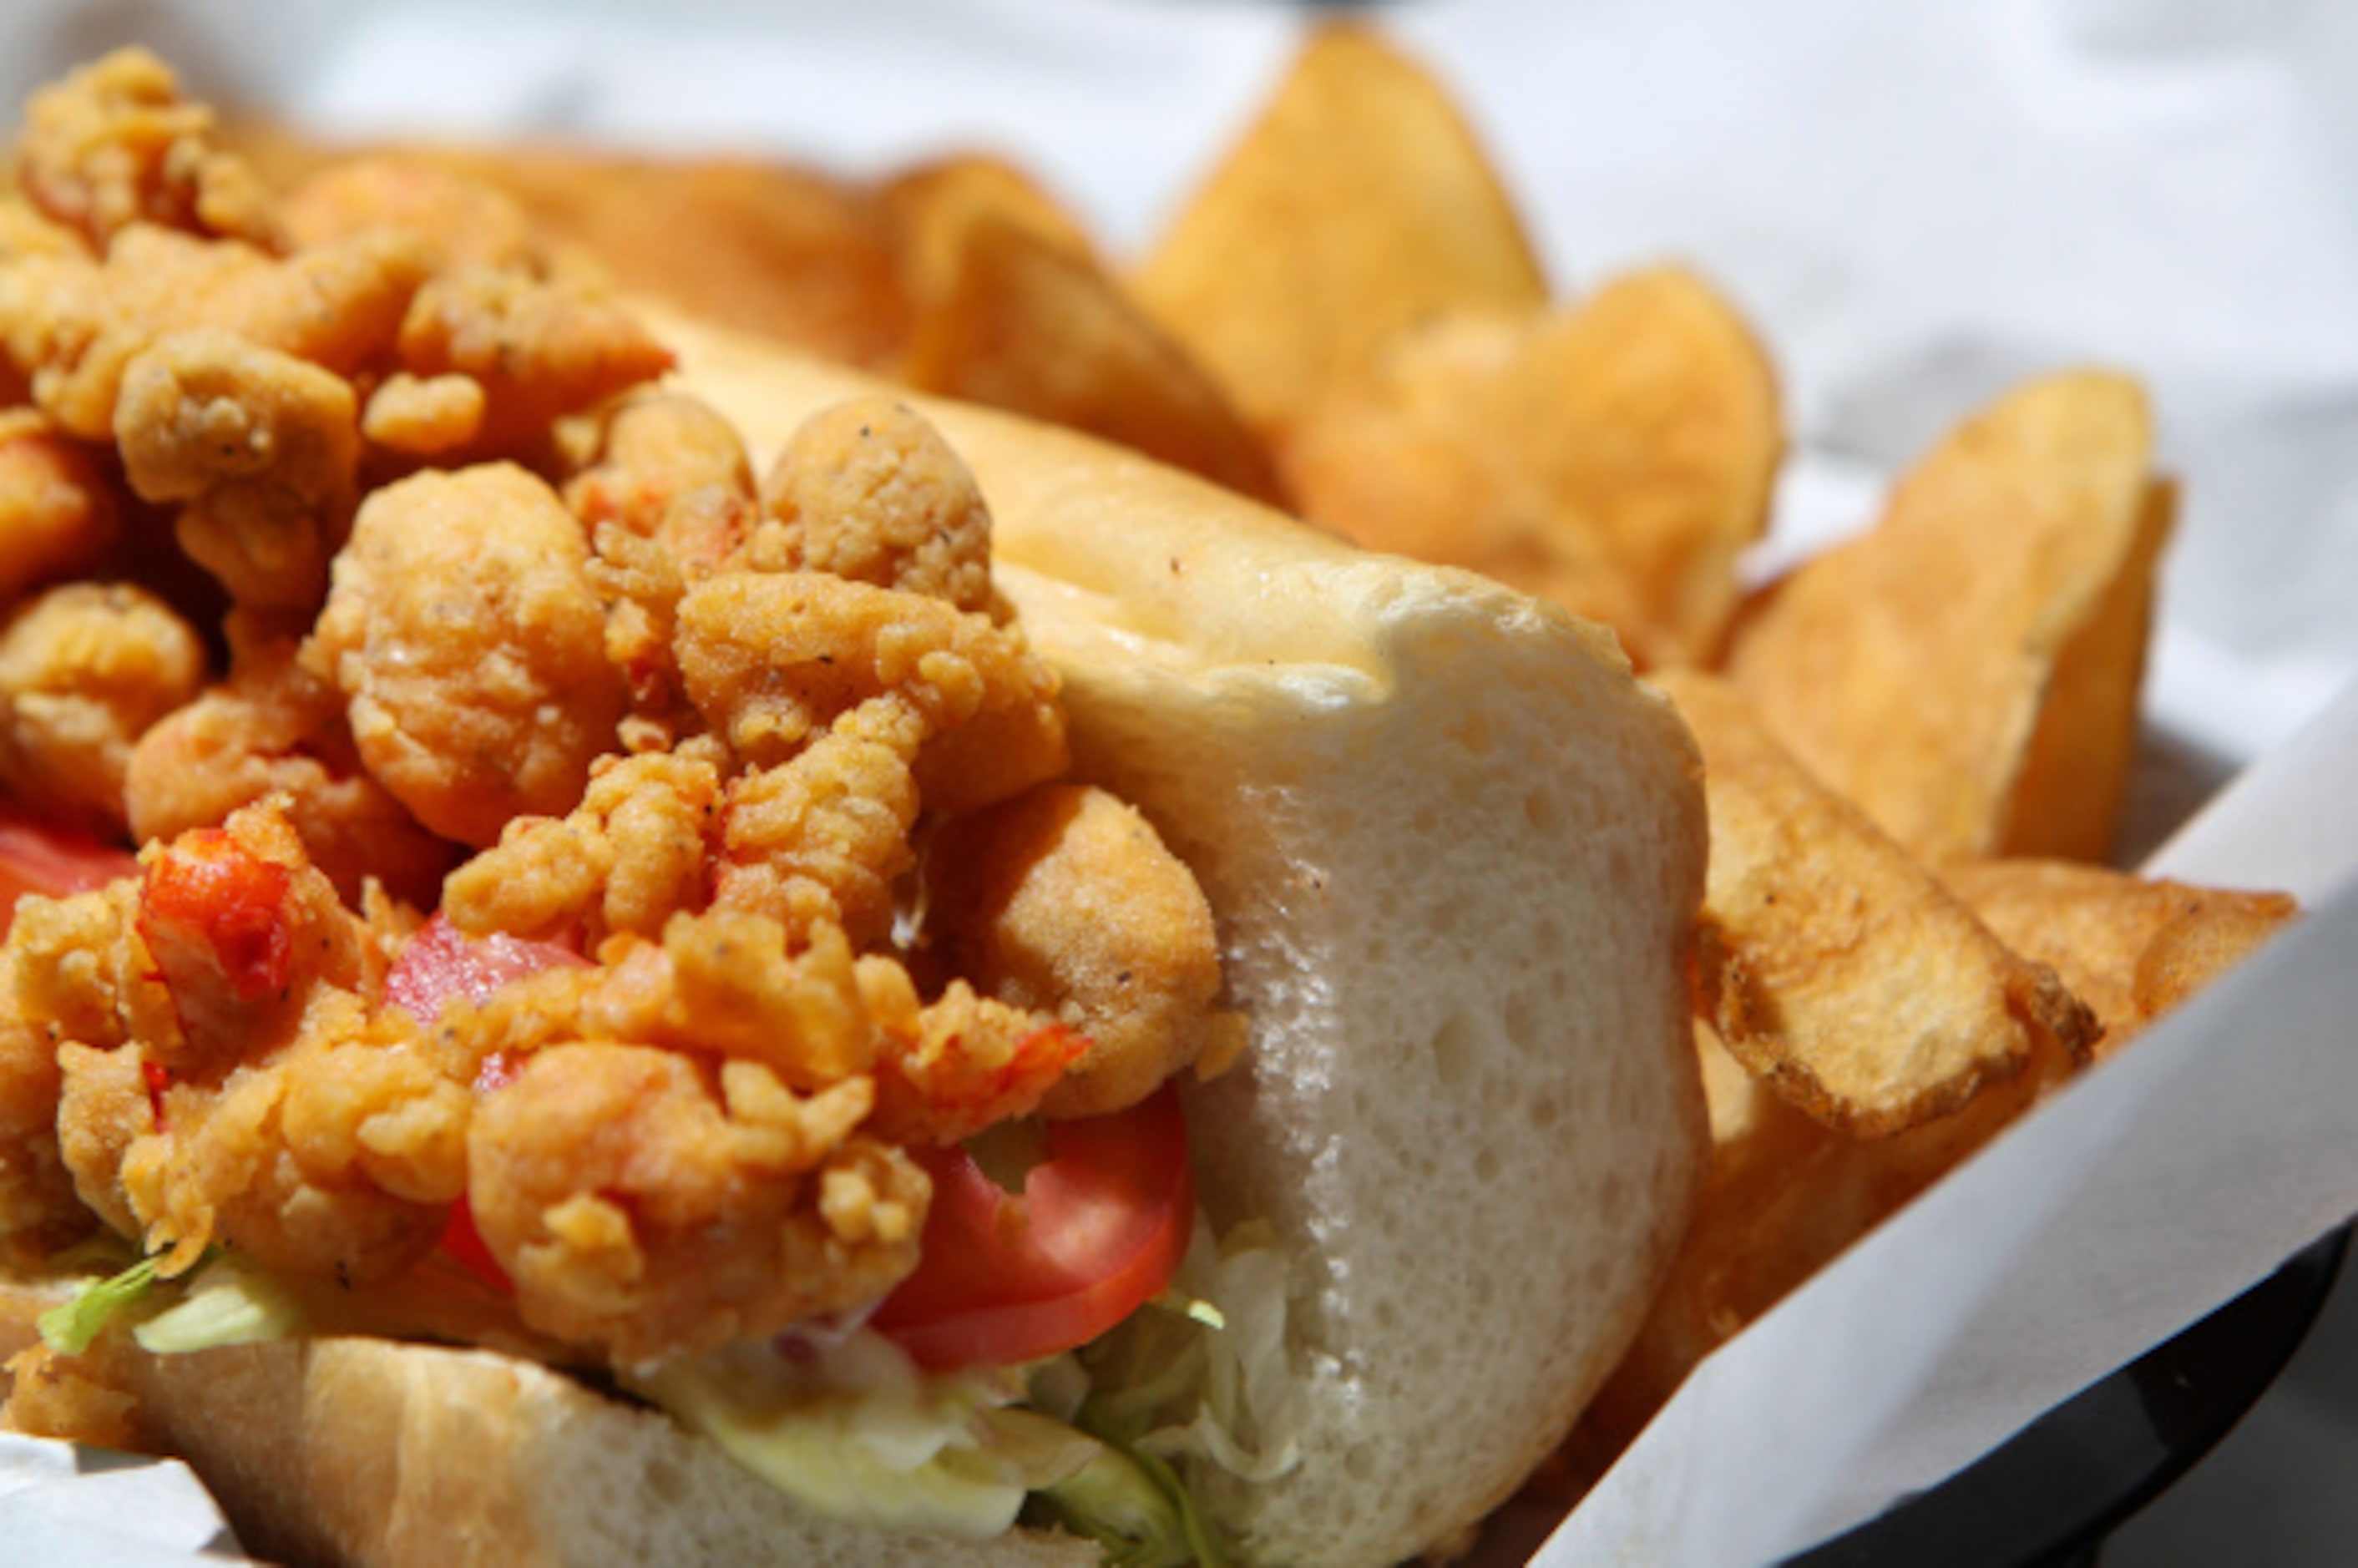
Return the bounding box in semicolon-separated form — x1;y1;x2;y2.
1657;669;2094;1136
1132;23;1548;444
1946;857;2299;1056
1726;372;2168;864
1288;266;1782;666
894;204;1287;506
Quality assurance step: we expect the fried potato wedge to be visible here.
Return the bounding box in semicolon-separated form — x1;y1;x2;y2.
880;154;1101;284
1657;670;2094;1135
1946;858;2299;1057
891;196;1287;506
1288;266;1782;666
1586;855;2299;1459
1133;22;1548;443
1725;372;2169;864
1573;1014;2055;1467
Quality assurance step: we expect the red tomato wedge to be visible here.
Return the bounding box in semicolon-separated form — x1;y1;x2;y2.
873;1081;1196;1371
385;913;588;1026
0;802;137;936
390;914;588;1292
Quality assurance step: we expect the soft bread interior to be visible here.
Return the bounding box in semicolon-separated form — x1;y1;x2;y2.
660;313;1711;1567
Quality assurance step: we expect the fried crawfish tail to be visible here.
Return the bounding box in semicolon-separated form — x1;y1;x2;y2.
925;781;1232;1118
442;751;722;948
0;581;205;837
465;1042;925;1363
306;463;628;847
712;695;925;952
126;609;458;910
14;48;285;252
20;803;462;1278
674;569;1066;815
744;394;996;615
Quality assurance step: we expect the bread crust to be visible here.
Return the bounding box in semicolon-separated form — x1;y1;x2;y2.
0;1283;1098;1566
4;324;1709;1567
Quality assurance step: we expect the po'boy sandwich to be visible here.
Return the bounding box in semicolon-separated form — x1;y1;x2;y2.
0;52;1708;1566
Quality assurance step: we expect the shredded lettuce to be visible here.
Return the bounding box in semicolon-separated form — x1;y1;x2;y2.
37;1253;168;1355
1031;1438;1228;1568
1079;1216;1305;1486
629;1329;1092;1540
133;1254;307;1353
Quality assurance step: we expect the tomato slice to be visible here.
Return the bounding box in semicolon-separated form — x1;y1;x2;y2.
0;802;137;936
385;913;588;1024
391;914;588;1293
873;1082;1195;1372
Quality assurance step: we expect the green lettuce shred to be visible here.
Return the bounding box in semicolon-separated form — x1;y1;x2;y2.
1031;1438;1228;1568
37;1253;168;1356
134;1256;307;1353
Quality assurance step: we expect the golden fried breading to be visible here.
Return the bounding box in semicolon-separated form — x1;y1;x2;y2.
714;695;924;950
927;782;1227;1118
99;997;466;1280
0;581;205;835
3;1339;148;1451
129;802;379;1072
855;956;1087;1146
5;880;169;1063
0;195;86;265
33;806;449;1277
283;155;541;273
307;463;627;847
0;224;430;441
466;1041;922;1361
394;265;674;455
584;912;881;1090
114;327;358;609
435;908;878;1095
0;409;125;604
124;614;457;908
584;523;696;747
443;751;721;946
359;372;488;456
675;569;1066;814
746;396;994;614
0;962;92;1250
564;390;756;575
14;49;284;251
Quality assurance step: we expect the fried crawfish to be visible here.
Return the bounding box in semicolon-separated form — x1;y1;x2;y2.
0;409;125;605
24;805;455;1278
855;955;1087;1146
393;265;674;456
306;463;627;847
125;612;456;908
926;782;1228;1118
443;751;721;947
467;1041;923;1363
564;390;756;575
0;581;205;836
14;49;284;252
114;327;358;609
714;695;925;951
675;569;1066;815
744;395;994;614
0;222;430;442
